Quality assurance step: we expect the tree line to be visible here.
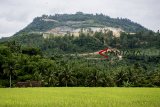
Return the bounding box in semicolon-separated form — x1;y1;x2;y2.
0;40;160;87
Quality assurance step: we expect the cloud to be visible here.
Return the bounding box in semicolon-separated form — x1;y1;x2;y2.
0;0;160;38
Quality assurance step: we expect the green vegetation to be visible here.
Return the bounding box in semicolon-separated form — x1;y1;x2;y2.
0;31;160;87
14;12;147;35
0;14;159;88
0;88;159;107
1;30;160;55
0;12;159;107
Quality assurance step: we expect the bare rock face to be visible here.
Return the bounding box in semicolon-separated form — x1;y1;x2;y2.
43;26;124;38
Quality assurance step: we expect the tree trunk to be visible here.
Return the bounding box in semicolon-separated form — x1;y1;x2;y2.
65;81;67;87
10;74;11;88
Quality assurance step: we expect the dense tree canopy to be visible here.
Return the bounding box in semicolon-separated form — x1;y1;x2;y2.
0;30;160;87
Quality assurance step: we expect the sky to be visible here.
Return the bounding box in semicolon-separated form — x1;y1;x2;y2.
0;0;160;38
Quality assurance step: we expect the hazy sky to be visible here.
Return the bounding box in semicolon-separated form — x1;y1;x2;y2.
0;0;160;38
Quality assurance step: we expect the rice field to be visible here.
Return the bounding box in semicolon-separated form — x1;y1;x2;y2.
0;87;159;107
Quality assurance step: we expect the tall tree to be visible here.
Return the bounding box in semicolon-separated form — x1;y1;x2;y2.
2;58;17;88
60;63;76;87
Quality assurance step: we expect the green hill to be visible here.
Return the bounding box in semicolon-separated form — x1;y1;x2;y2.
0;12;158;56
14;12;147;36
0;13;160;88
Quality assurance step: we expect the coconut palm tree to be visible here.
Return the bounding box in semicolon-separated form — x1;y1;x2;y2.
2;58;17;88
60;64;76;87
45;69;59;86
86;69;101;87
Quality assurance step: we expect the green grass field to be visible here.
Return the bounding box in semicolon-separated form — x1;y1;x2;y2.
0;88;160;107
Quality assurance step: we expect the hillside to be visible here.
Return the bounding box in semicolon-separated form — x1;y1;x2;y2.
0;12;160;88
0;12;158;57
14;12;147;37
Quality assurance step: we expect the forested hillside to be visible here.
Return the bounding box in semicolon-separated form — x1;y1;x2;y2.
0;13;160;87
14;12;147;36
0;40;160;87
1;30;159;55
0;30;160;87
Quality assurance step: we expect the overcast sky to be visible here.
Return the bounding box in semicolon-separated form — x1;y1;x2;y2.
0;0;160;38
